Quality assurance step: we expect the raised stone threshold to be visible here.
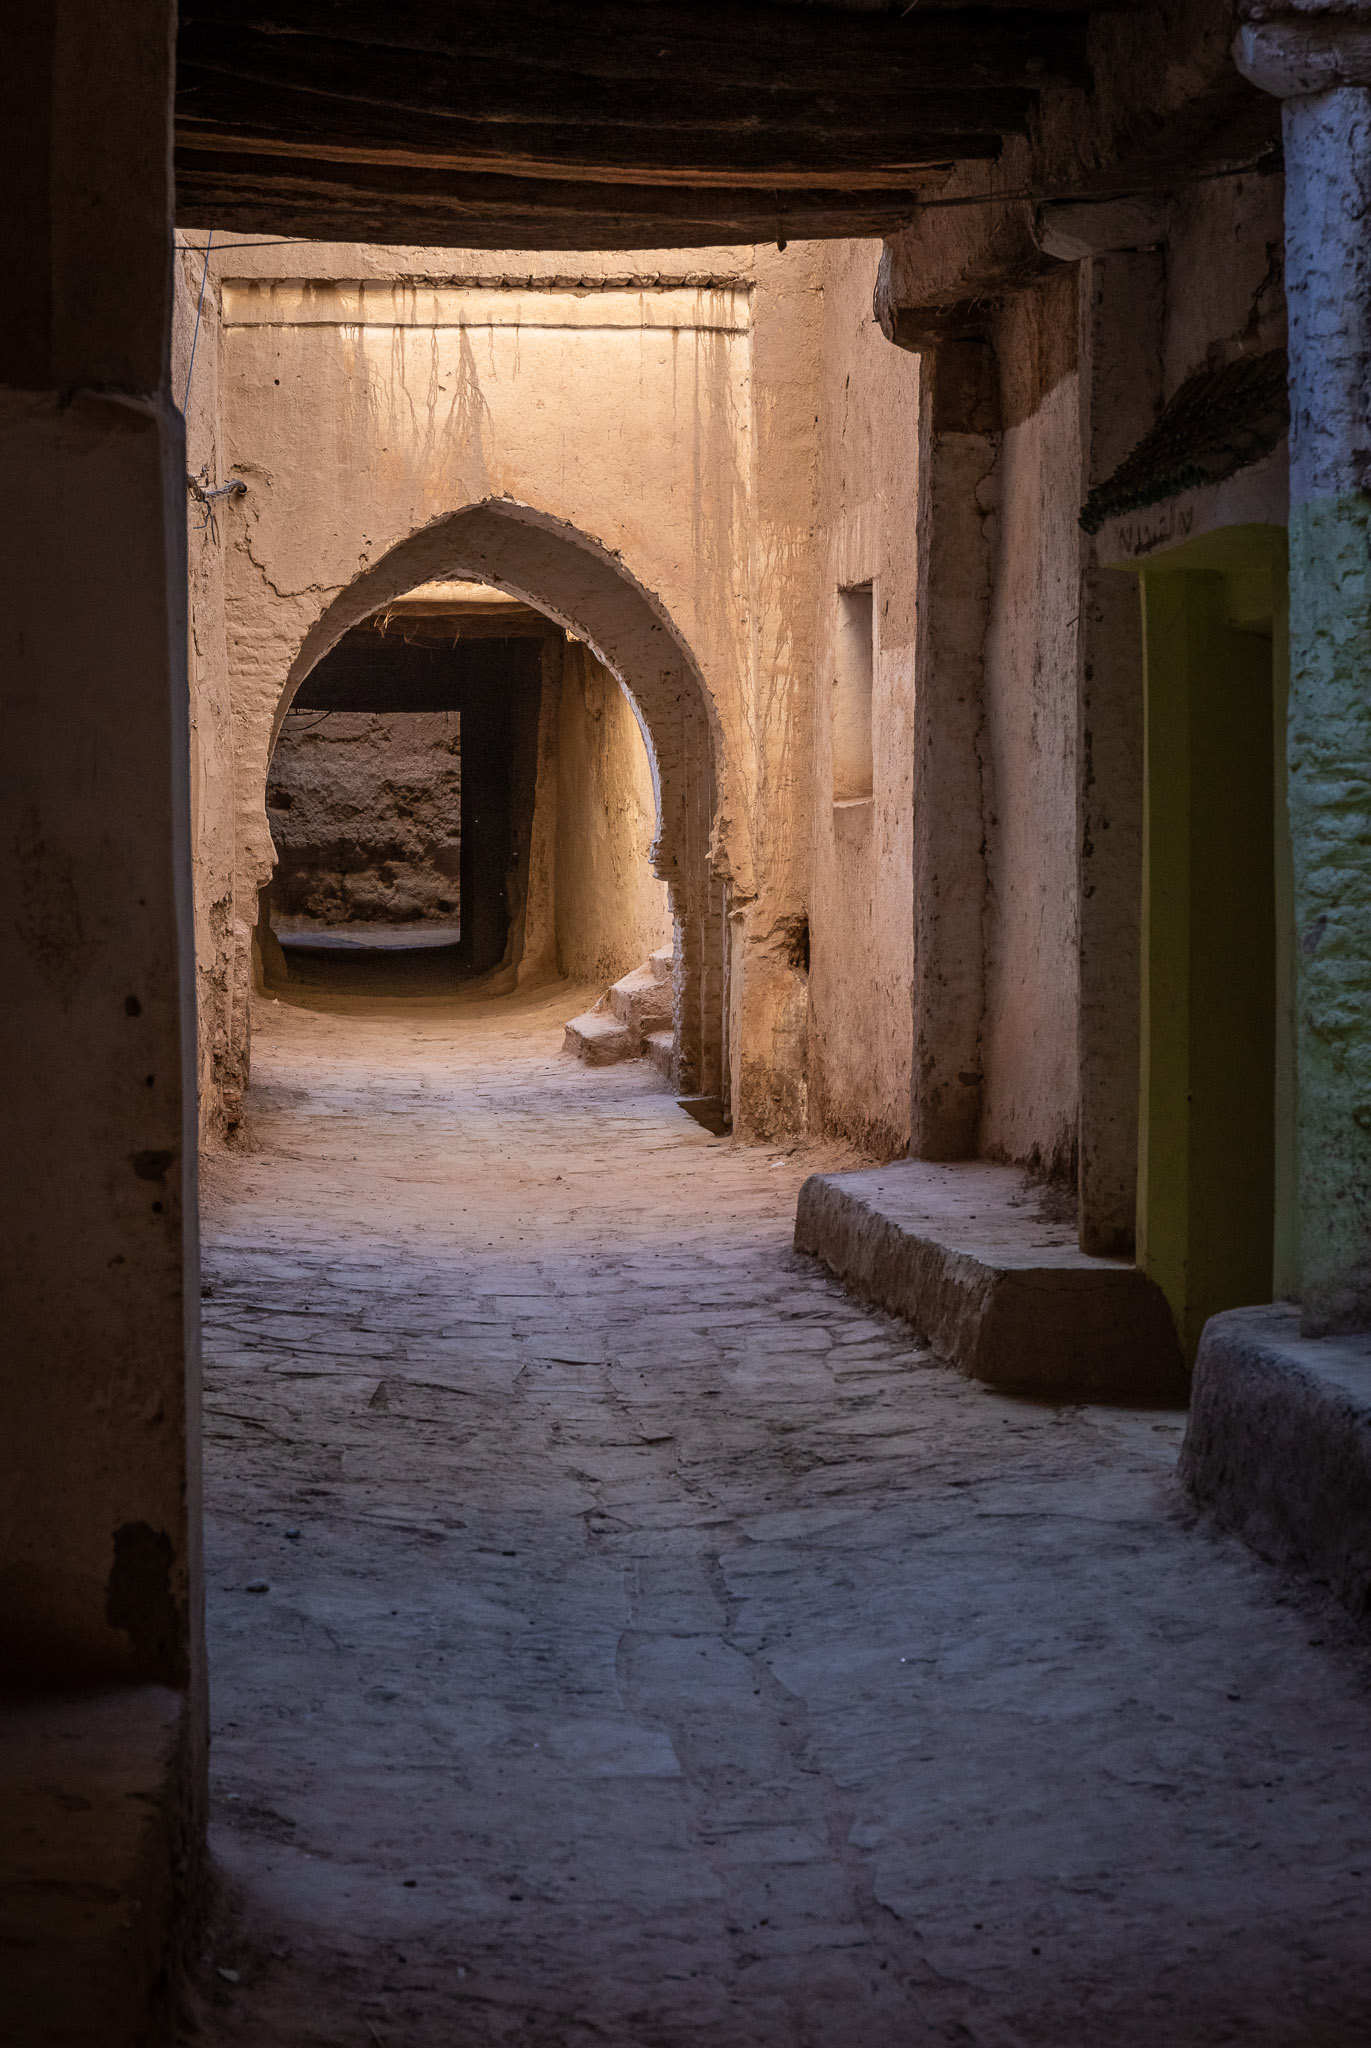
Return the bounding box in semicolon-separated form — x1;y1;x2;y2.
0;1685;195;2046
795;1160;1186;1401
1181;1304;1371;1615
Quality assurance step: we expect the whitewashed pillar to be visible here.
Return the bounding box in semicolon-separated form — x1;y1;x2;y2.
1238;5;1371;1331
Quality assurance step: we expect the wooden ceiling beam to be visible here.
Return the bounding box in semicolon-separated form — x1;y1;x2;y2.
177;136;1007;192
174;2;1101;243
178;2;1088;97
177;53;1038;161
175;103;1021;190
174;150;941;245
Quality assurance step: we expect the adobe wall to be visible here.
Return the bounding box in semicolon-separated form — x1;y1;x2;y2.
178;238;817;1139
865;157;1291;1225
179;202;1287;1179
1164;171;1286;394
554;643;672;987
175;240;242;1139
979;270;1083;1180
969;173;1285;1189
806;240;920;1157
266;710;462;927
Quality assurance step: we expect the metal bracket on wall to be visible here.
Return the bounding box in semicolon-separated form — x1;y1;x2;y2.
186;468;247;542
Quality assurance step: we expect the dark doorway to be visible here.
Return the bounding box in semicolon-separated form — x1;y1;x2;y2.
276;628;544;981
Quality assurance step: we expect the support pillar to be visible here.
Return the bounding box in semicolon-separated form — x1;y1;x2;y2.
0;0;199;1702
1238;8;1371;1333
1075;248;1165;1253
909;339;997;1159
0;0;202;2033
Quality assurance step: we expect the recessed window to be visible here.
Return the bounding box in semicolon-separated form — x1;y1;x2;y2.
832;583;874;803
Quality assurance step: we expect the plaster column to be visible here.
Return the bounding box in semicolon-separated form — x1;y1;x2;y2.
0;0;201;1698
1238;7;1371;1332
909;338;997;1158
1075;255;1164;1255
1054;227;1166;1254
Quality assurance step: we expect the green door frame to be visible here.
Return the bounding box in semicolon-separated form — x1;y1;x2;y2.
1132;524;1294;1359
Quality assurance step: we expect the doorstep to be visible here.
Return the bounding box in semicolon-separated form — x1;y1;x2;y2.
794;1159;1185;1400
1180;1303;1371;1613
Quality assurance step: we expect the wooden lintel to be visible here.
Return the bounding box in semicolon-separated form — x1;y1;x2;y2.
367;612;556;642
178;4;1087;98
175;123;1011;190
174;150;941;244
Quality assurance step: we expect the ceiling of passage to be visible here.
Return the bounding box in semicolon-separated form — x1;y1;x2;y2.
367;584;556;642
175;0;1105;247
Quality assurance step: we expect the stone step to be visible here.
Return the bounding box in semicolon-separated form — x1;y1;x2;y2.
1181;1304;1371;1616
562;1010;636;1065
609;964;671;1036
678;1094;731;1136
649;945;673;986
794;1159;1186;1401
645;1029;674;1078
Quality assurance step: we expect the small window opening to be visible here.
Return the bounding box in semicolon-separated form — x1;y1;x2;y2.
833;582;874;804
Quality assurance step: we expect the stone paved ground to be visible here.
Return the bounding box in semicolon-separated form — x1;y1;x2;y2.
188;980;1371;2048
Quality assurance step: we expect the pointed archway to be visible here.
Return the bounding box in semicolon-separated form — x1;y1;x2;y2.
264;499;727;1107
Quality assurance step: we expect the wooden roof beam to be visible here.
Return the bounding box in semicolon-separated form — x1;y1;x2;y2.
174;151;951;245
178;2;1089;97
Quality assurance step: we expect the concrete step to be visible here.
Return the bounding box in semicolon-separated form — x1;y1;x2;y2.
1181;1304;1371;1616
562;1010;636;1065
645;1029;674;1078
609;964;671;1037
649;945;673;986
794;1159;1185;1400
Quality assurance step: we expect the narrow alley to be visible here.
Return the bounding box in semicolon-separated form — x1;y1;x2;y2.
192;984;1371;2048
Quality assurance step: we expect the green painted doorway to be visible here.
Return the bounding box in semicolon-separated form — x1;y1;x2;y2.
1135;524;1296;1360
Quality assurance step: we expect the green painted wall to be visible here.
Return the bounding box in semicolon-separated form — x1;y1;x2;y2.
1135;525;1291;1359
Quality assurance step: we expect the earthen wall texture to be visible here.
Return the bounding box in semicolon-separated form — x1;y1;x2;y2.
979;271;1083;1180
1163;172;1287;398
806;240;920;1157
554;644;672;985
267;710;461;926
176;241;242;1139
0;0;204;1719
177;239;814;1138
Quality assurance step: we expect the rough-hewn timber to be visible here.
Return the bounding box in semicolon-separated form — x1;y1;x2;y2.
174;152;943;244
175;0;1090;240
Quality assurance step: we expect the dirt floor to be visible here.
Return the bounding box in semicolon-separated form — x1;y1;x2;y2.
187;975;1371;2047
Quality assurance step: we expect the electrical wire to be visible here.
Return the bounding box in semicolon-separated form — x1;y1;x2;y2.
175;238;327;251
182;228;214;413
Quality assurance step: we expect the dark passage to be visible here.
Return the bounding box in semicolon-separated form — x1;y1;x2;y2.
271;626;545;989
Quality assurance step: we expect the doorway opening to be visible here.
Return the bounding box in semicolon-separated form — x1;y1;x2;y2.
1135;525;1296;1359
256;505;728;1113
262;581;551;999
258;552;696;1102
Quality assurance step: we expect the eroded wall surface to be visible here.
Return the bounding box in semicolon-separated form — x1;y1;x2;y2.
266;711;461;926
178;240;816;1137
180;216;1289;1185
979;272;1083;1180
175;239;242;1138
806;241;920;1157
1;0;203;1752
554;644;672;986
1164;172;1285;396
